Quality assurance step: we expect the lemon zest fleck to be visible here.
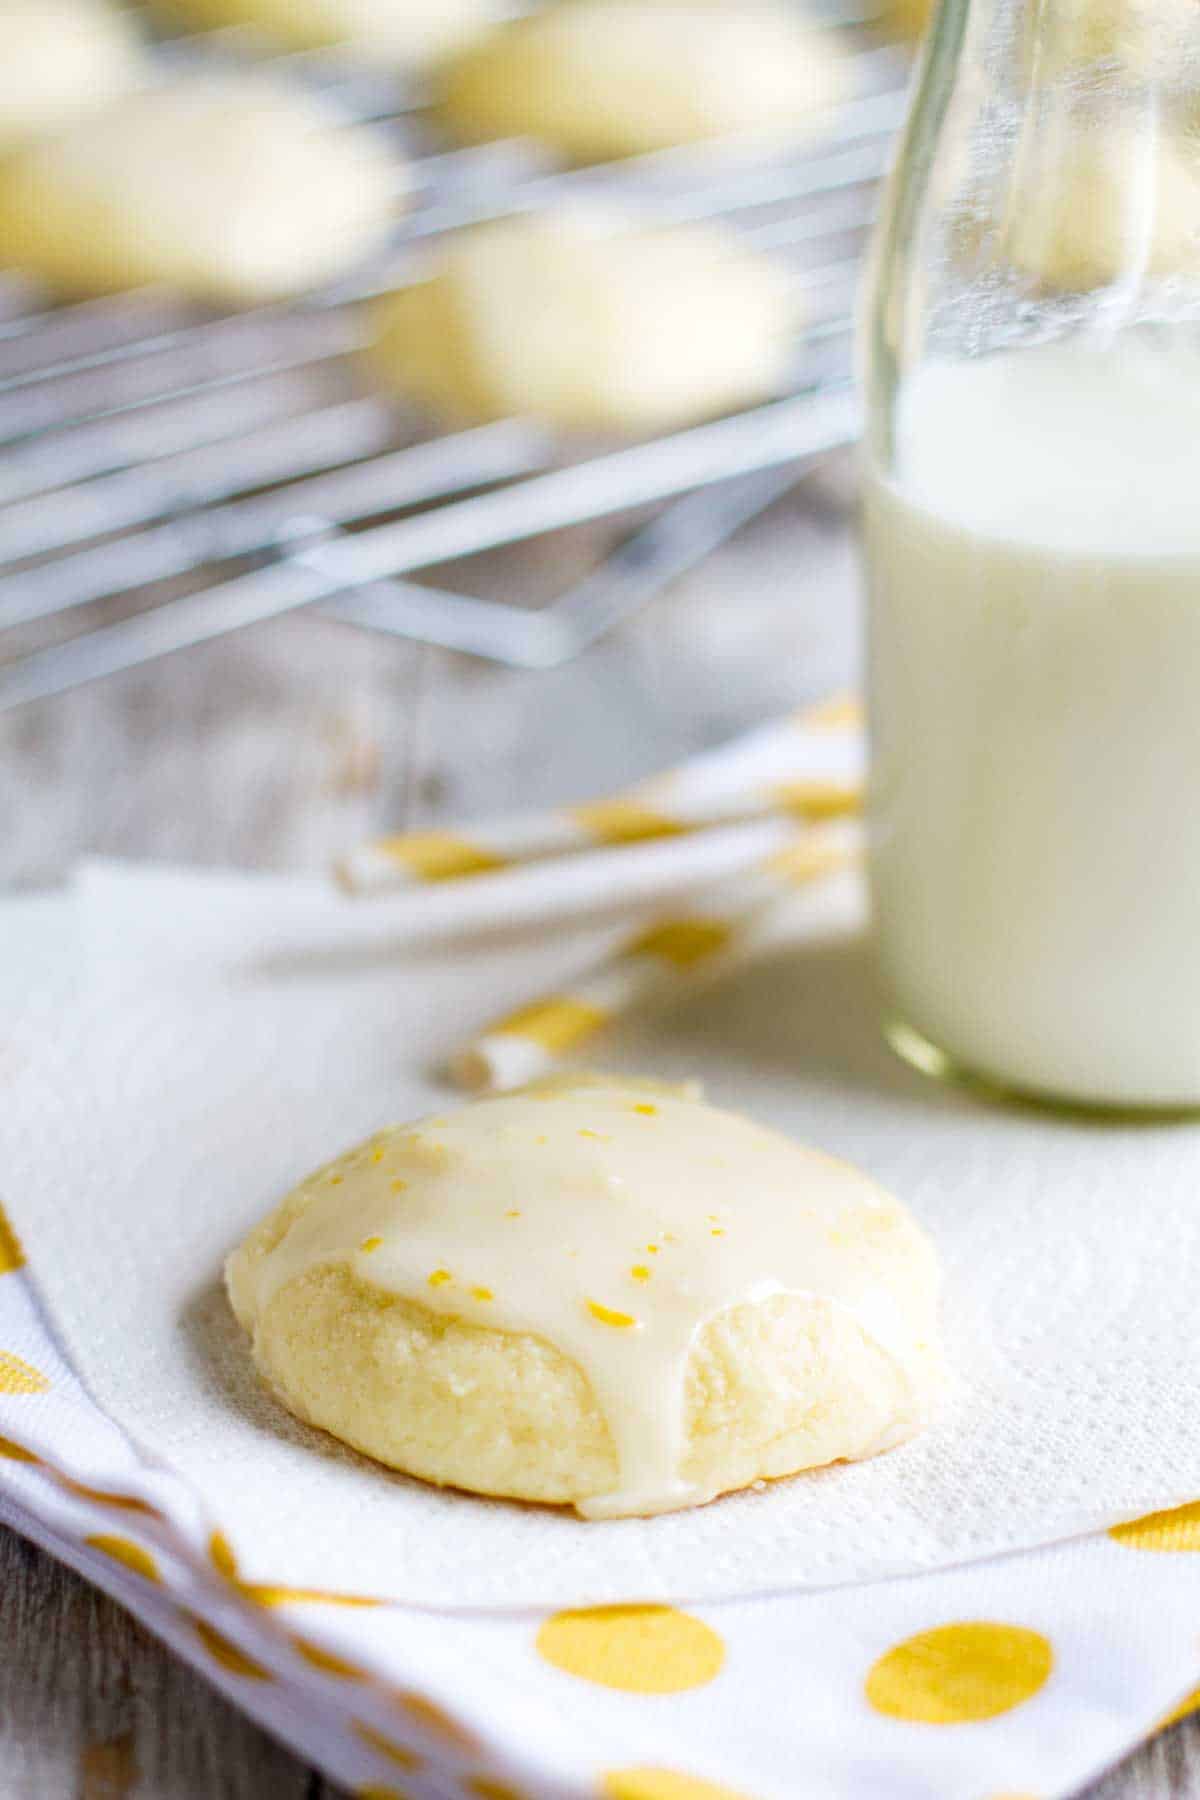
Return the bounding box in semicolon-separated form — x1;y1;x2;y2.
391;1178;407;1194
360;1236;383;1253
471;1286;494;1302
427;1269;453;1288
633;1103;657;1116
586;1299;638;1329
630;1266;651;1282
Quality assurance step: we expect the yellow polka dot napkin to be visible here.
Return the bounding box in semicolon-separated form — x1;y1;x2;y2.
6;850;1200;1796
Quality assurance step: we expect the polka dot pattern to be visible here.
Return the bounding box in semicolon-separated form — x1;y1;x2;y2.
391;1690;480;1750
290;1634;370;1679
191;1617;273;1682
537;1606;725;1694
1159;1684;1200;1730
0;1349;48;1393
85;1533;160;1584
467;1779;528;1800
353;1721;421;1770
0;1204;25;1275
865;1623;1053;1724
601;1769;755;1800
1109;1501;1200;1551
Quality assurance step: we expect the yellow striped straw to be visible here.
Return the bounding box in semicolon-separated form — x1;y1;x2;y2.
447;820;863;1091
336;694;863;896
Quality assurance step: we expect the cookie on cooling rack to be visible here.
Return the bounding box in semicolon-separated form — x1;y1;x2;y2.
225;1075;942;1520
0;70;402;304
154;0;502;69
1002;119;1200;291
437;0;850;161
366;203;800;435
0;0;143;150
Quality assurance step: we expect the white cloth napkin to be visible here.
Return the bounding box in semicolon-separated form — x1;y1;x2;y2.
4;869;1200;1797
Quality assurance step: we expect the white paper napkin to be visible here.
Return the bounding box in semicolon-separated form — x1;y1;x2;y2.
5;859;1200;1612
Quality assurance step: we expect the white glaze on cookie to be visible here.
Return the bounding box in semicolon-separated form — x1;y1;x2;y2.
236;1081;939;1518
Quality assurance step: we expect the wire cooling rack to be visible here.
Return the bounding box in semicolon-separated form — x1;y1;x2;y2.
0;11;909;712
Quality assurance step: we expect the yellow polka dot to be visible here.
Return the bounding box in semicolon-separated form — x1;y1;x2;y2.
0;1203;25;1274
1109;1501;1200;1551
191;1618;273;1681
865;1623;1052;1724
391;1689;479;1750
85;1534;160;1584
242;1584;382;1609
290;1634;370;1679
1158;1684;1200;1730
0;1351;48;1394
55;1475;157;1515
209;1530;239;1579
352;1721;422;1770
537;1606;724;1694
468;1780;528;1800
601;1769;755;1800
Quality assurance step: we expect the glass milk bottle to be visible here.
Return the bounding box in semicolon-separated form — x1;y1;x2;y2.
860;0;1200;1109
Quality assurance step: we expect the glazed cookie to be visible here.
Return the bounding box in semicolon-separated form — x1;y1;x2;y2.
367;205;798;434
0;0;143;150
438;1;849;161
226;1076;942;1519
0;71;401;302
156;0;502;69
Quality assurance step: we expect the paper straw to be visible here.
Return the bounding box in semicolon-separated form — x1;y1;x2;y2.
336;692;863;895
447;820;863;1091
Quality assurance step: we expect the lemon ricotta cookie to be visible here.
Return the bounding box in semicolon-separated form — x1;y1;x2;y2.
0;71;401;303
0;0;144;151
156;0;502;70
226;1076;942;1519
368;205;799;434
438;1;849;161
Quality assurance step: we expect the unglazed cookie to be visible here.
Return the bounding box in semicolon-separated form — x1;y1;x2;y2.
157;0;502;69
438;1;849;161
1003;121;1200;289
226;1076;942;1519
0;72;401;302
0;0;143;149
367;206;798;434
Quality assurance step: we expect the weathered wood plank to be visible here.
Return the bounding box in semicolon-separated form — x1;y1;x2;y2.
0;1525;326;1798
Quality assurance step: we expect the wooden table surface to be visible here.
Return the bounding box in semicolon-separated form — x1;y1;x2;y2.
1;460;1195;1797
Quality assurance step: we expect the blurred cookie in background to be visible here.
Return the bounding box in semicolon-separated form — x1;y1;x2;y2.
0;70;403;303
154;0;504;70
1001;114;1200;289
438;1;850;161
367;204;800;434
0;0;145;150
